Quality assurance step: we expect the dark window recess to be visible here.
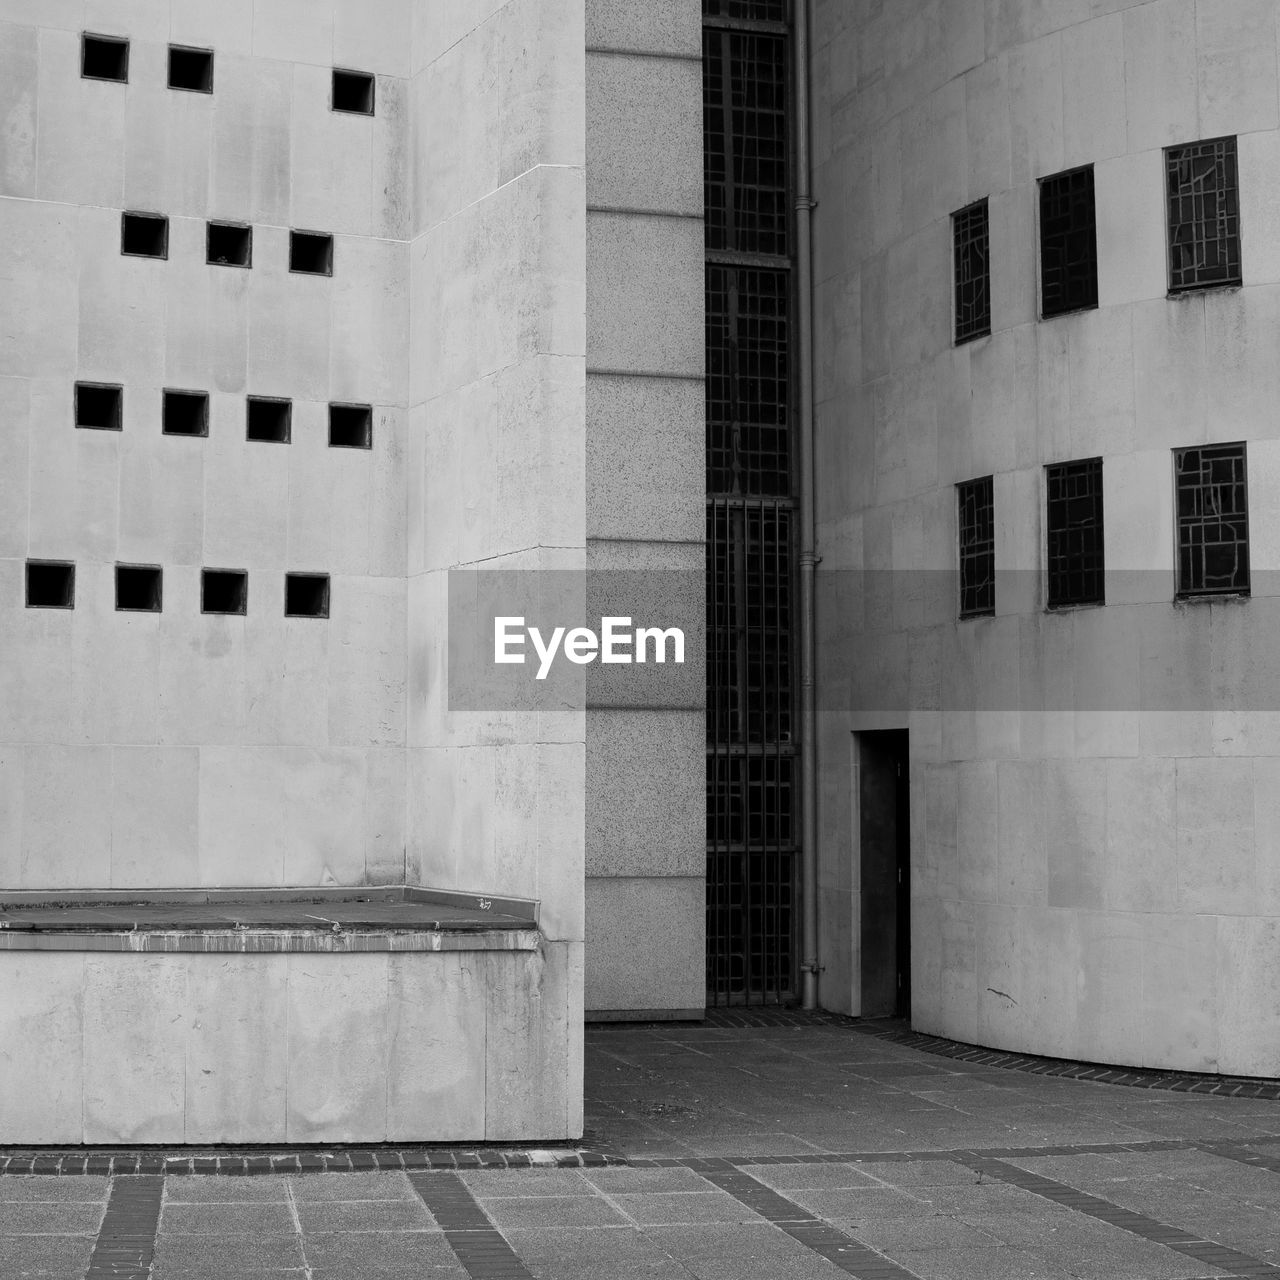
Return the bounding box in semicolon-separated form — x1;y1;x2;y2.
332;68;375;114
290;231;334;276
163;389;209;437
329;403;372;449
704;27;789;256
82;34;128;82
26;562;74;609
1167;136;1241;292
703;0;788;22
75;383;122;431
206;221;252;267
1040;167;1097;318
116;565;162;612
246;397;291;443
285;573;330;618
958;476;995;617
953;199;991;344
1175;443;1249;596
202;570;247;615
1046;458;1104;608
168;45;213;92
705;265;789;496
121;212;168;259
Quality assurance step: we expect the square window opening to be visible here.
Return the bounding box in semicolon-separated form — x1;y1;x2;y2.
202;569;247;615
958;476;995;618
206;221;252;268
328;403;372;449
246;397;292;443
163;389;209;437
1166;137;1241;293
1175;443;1250;596
75;383;123;431
168;45;213;92
82;34;128;82
285;573;330;618
290;231;334;276
1046;458;1105;608
26;561;75;609
953;199;990;344
116;565;162;612
1039;166;1098;319
332;68;375;115
121;212;169;259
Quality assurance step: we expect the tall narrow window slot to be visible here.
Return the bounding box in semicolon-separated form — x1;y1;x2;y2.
328;403;372;449
290;231;334;276
1175;443;1249;596
168;45;213;93
206;221;251;268
75;383;122;431
26;562;75;609
1167;137;1241;292
958;476;995;618
1040;167;1097;318
202;570;248;615
285;573;330;618
163;389;209;437
121;212;169;259
953;199;990;343
82;34;129;82
332;68;375;115
1046;458;1104;608
116;565;162;612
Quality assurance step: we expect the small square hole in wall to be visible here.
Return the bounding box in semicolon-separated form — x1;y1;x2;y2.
121;211;168;259
26;561;75;609
285;573;330;618
207;221;252;267
82;34;129;82
332;68;375;115
328;403;372;449
169;45;213;92
163;389;209;437
246;396;292;443
202;569;247;615
75;382;123;431
290;230;334;276
116;564;162;612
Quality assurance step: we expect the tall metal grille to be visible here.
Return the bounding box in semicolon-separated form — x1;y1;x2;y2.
704;0;795;1005
1046;458;1104;608
953;200;990;344
1040;166;1098;318
1175;444;1250;596
958;476;995;618
1167;137;1241;292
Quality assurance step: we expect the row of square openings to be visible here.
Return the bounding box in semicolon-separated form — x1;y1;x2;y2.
122;214;333;275
24;564;330;617
953;136;1241;343
82;34;376;113
957;443;1250;617
74;385;372;448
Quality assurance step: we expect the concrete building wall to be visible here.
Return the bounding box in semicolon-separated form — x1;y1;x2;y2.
812;0;1280;1074
582;0;705;1017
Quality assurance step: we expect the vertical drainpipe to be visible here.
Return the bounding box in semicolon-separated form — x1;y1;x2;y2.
794;0;819;1011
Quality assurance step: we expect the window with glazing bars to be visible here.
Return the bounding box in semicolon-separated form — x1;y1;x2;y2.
703;0;788;23
1040;167;1097;318
1175;443;1249;596
958;476;995;617
953;199;990;343
1046;458;1104;608
1166;137;1241;292
704;28;788;256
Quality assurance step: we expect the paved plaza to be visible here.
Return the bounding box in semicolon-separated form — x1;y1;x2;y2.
4;1014;1280;1279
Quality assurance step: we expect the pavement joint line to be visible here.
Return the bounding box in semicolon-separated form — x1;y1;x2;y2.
946;1151;1280;1277
82;1174;163;1280
407;1171;536;1280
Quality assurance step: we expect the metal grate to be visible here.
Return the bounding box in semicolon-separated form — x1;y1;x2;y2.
958;476;995;617
953;199;991;343
1175;443;1249;596
706;265;790;496
704;29;789;257
1040;167;1098;318
704;0;788;23
1167;137;1241;293
1046;458;1104;608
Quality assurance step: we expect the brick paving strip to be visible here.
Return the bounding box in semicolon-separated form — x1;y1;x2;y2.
81;1174;163;1280
408;1171;536;1280
950;1152;1280;1278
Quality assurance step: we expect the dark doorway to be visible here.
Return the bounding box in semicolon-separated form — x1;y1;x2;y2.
858;730;911;1019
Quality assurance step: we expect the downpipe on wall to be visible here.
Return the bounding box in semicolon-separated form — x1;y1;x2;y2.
795;0;820;1011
